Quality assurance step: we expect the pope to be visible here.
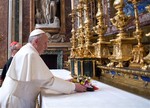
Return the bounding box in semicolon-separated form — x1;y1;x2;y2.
0;29;87;108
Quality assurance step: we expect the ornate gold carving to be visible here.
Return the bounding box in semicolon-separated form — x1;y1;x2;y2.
110;0;131;39
93;0;110;61
142;4;150;70
69;9;77;58
98;65;150;77
69;0;150;81
131;45;144;64
128;0;145;69
82;0;95;58
143;53;150;70
146;5;150;13
108;0;134;67
76;0;85;58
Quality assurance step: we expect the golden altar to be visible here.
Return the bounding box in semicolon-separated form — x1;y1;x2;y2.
69;0;150;98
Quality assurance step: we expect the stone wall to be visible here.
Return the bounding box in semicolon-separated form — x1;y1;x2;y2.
22;0;31;44
0;0;8;68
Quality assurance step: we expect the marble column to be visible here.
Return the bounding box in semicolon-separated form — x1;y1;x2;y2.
19;0;23;44
8;0;23;58
8;0;15;58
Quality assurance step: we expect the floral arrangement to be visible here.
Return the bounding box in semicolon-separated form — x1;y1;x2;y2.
70;75;98;91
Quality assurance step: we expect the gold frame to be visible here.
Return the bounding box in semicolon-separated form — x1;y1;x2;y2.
30;0;66;34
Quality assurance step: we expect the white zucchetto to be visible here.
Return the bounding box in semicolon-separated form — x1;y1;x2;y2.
29;29;45;37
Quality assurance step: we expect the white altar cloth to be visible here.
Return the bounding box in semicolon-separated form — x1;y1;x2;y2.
41;69;150;108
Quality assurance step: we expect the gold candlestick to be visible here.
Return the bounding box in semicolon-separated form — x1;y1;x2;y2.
129;0;143;46
93;0;110;64
108;0;134;67
145;5;150;37
76;0;85;58
142;5;150;70
70;9;77;58
128;0;145;69
110;0;131;39
94;0;107;42
83;0;94;58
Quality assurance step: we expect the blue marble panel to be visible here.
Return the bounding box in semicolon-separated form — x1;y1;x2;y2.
141;76;150;82
123;0;150;16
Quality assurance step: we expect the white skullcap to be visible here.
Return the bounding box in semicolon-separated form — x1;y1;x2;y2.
29;29;45;37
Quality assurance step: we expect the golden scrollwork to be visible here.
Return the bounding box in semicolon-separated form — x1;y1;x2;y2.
69;0;150;79
93;0;110;61
131;45;144;64
128;0;146;69
82;0;95;58
110;0;131;38
145;6;150;41
69;9;77;58
76;0;85;58
141;4;150;70
108;0;134;67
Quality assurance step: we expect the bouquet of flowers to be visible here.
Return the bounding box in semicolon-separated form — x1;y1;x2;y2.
70;75;99;91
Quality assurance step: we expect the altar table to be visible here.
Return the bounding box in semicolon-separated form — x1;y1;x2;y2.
40;69;150;108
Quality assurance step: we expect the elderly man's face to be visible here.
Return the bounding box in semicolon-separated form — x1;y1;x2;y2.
37;34;48;54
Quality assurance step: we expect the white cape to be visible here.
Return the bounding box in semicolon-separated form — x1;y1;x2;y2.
0;43;75;108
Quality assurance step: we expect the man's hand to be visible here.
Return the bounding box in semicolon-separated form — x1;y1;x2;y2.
75;83;87;92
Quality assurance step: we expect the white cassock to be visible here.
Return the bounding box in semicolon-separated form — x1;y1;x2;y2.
0;43;75;108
